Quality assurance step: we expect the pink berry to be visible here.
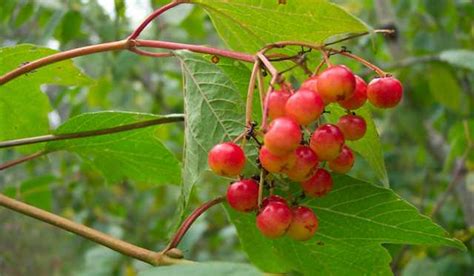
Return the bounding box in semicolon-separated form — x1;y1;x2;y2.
208;142;246;176
256;201;293;239
317;65;356;103
367;77;403;108
226;179;259;212
285;146;319;181
338;75;368;110
287;206;318;241
337;114;367;141
328;145;355;174
262;195;288;207
264;117;302;156
285;88;324;126
310;124;345;161
300;168;333;197
267;86;292;120
259;146;296;173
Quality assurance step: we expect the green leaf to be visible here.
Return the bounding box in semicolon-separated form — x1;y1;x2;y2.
176;51;246;207
3;175;56;211
14;2;35;27
140;262;261;276
226;175;465;275
427;65;467;114
326;104;389;187
56;10;83;44
45;111;181;185
0;44;91;152
192;0;369;53
439;49;474;71
445;120;474;171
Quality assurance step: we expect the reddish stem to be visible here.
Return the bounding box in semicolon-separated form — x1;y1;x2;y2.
0;40;129;85
135;40;254;63
129;47;174;58
165;196;225;251
128;1;184;40
0;151;46;171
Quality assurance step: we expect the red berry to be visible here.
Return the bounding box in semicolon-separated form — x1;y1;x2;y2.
328;145;355;174
226;179;259;212
259;146;296;173
256;201;293;239
287;206;318;241
267;87;292;120
337;114;367;141
208;142;245;177
338;75;367;110
285;88;324;126
310;124;345;161
285;146;319;181
367;77;403;108
262;195;288;207
300;168;333;197
264;117;302;156
300;76;318;93
317;65;356;103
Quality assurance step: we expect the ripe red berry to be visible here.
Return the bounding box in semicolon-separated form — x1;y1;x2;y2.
300;168;333;197
338;75;367;110
285;88;324;126
328;145;355;174
267;87;292;120
256;201;293;239
337;114;367;141
317;65;356;103
367;77;403;108
259;146;296;173
310;124;345;161
264;117;302;156
208;142;245;177
300;76;318;93
226;179;259;212
262;195;288;207
285;146;319;181
287;206;318;241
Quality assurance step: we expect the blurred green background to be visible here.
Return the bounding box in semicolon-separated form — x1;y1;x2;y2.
0;0;473;275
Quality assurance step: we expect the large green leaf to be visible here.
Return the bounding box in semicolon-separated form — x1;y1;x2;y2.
427;65;467;114
140;262;261;276
0;44;90;152
3;175;56;211
45;111;181;185
176;51;246;207
226;175;464;275
326;104;389;187
439;49;474;71
192;0;368;53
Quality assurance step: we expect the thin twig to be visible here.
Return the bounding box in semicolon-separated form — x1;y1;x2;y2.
165;196;225;251
129;47;174;58
257;68;266;116
135;39;254;63
260;74;280;130
0;194;192;266
328;49;387;77
0;151;46;171
245;60;260;127
0;40;130;85
128;1;184;40
258;170;265;208
323;29;395;47
256;52;279;77
0;114;184;149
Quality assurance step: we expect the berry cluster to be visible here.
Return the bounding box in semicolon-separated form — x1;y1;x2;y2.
208;64;403;241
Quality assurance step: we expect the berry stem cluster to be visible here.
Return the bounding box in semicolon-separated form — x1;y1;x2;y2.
0;0;402;265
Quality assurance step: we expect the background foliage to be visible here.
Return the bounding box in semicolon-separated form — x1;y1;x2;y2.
0;0;473;275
